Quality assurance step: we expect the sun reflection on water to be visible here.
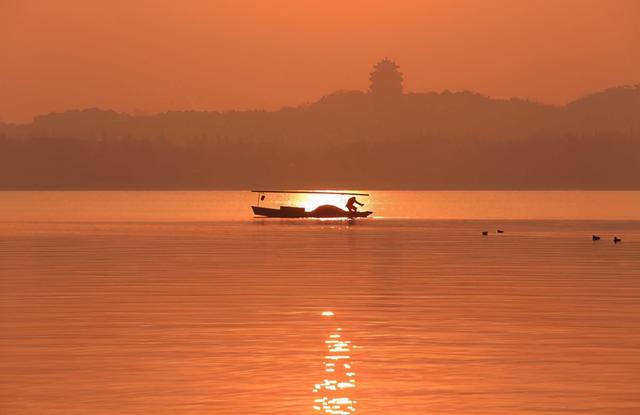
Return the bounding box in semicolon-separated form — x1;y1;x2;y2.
312;313;357;414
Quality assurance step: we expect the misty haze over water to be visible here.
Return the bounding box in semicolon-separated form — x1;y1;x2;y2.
3;2;639;415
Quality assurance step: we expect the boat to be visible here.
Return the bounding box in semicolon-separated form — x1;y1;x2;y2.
251;190;373;218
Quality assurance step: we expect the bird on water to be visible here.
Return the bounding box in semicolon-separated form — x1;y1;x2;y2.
613;237;622;243
592;235;600;241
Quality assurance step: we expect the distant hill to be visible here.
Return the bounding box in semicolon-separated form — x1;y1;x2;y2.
0;85;639;189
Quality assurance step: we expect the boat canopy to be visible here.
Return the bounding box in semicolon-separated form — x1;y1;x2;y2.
251;190;369;196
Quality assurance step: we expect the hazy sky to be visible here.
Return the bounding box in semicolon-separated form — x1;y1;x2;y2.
1;0;638;123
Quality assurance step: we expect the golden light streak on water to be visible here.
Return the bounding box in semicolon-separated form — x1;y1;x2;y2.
312;313;358;414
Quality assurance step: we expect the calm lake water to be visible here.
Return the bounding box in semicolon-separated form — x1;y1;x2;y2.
1;191;639;415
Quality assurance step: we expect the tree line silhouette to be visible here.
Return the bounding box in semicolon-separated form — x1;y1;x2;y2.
0;60;638;189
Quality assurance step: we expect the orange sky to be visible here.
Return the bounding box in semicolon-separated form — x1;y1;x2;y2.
1;0;638;123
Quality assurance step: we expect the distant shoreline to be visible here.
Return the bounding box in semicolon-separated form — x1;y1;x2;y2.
2;86;638;191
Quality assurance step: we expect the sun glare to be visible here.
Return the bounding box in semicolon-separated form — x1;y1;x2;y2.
296;194;346;211
292;191;369;211
255;190;369;215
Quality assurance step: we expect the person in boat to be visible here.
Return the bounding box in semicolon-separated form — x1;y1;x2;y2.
346;196;364;212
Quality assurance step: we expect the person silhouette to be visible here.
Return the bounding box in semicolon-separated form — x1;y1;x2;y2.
346;197;364;212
